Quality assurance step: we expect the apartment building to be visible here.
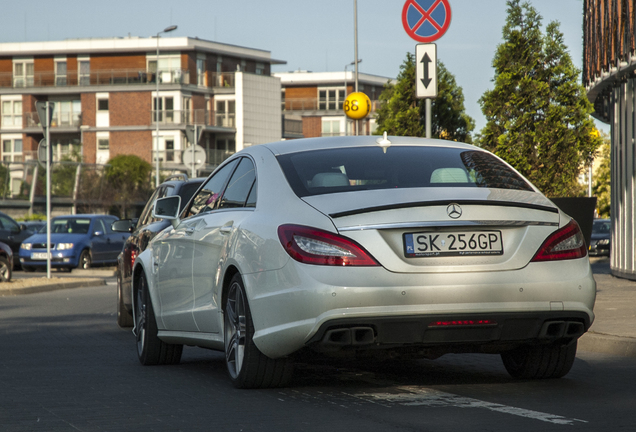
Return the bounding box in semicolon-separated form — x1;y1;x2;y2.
0;36;284;201
275;70;392;138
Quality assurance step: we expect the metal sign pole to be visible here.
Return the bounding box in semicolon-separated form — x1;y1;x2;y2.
354;0;359;136
192;124;197;179
426;98;432;138
46;102;52;279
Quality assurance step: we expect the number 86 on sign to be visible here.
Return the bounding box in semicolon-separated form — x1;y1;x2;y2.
343;92;371;120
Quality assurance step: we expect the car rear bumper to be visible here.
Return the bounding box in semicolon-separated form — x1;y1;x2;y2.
245;258;596;358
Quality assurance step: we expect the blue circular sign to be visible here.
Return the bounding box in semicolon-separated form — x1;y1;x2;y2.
402;0;452;43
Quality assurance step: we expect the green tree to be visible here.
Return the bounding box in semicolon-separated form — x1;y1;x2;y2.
592;134;611;218
374;53;474;142
479;0;601;197
104;154;152;218
52;149;81;197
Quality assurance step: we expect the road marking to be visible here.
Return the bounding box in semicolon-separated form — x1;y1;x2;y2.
349;386;587;425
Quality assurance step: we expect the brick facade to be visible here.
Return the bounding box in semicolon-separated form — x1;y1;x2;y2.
302;117;321;138
81;93;96;127
83;132;96;164
110;92;151;127
110;131;152;163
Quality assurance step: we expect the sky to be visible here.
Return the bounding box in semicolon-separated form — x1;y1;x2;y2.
1;0;607;134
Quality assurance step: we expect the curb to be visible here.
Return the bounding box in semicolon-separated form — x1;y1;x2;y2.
578;332;636;358
0;279;107;296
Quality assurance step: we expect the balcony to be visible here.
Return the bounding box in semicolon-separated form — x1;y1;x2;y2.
0;70;238;90
24;111;81;128
282;98;381;114
152;109;235;128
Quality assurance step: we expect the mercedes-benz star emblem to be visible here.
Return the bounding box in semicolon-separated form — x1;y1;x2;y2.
447;203;462;219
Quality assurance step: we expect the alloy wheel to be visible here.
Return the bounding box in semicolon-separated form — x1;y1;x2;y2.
224;280;247;379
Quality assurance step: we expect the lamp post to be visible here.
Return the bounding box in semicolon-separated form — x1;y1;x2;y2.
155;25;177;187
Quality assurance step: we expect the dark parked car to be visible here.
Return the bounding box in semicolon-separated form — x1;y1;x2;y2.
19;214;128;271
112;174;204;327
589;218;611;256
0;241;13;281
0;211;41;260
19;220;46;233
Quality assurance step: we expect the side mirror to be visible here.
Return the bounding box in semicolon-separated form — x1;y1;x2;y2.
112;219;135;233
153;196;181;228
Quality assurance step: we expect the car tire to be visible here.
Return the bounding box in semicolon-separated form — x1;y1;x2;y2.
135;273;182;365
79;249;91;270
223;274;293;389
0;256;11;282
501;340;578;379
117;271;134;328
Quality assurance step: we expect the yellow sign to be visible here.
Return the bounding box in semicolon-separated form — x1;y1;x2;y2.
344;92;371;120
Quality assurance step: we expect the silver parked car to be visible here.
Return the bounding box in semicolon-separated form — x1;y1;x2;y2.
131;136;596;388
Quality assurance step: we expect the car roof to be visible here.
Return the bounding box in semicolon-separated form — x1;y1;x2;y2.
52;214;116;219
257;136;479;156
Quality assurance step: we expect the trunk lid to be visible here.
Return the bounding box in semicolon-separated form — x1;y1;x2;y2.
302;188;561;273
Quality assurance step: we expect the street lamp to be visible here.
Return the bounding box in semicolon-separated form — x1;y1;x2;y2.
155;25;177;187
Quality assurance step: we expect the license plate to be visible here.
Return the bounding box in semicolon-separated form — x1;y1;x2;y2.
31;252;51;260
404;230;503;257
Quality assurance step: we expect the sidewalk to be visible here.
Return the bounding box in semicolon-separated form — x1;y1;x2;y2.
0;267;113;296
578;257;636;357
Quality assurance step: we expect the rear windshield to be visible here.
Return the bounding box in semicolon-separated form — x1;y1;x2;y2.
277;146;533;197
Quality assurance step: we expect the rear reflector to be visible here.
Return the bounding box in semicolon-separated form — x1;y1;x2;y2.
428;319;498;328
278;224;379;266
531;219;587;262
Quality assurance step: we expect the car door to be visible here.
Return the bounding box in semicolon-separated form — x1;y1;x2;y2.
90;219;109;263
191;157;256;333
0;214;28;254
153;217;199;332
102;217;127;262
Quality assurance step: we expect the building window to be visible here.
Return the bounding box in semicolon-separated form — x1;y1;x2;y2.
97;99;109;111
197;58;206;86
183;96;192;123
2;138;23;162
55;61;67;86
148;55;182;84
256;63;265;75
79;60;90;85
165;139;174;162
319;88;346;111
322;119;342;137
51;135;80;162
215;99;235;127
98;138;109;150
153;96;174;123
13;61;34;88
53;100;81;127
2;100;22;127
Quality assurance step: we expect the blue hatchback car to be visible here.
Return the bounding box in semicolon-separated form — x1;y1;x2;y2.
19;215;129;271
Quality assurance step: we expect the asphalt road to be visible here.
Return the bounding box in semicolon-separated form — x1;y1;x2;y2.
1;261;635;431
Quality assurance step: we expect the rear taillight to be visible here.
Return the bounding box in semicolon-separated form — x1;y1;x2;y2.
531;219;587;262
278;224;379;266
130;249;138;269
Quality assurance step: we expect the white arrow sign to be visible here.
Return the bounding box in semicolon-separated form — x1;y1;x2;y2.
416;43;437;99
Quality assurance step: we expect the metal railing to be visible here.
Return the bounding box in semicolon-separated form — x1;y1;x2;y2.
151;109;235;128
283;98;381;113
24;111;82;128
0;69;238;89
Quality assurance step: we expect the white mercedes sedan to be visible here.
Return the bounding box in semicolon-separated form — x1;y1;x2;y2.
131;136;596;388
